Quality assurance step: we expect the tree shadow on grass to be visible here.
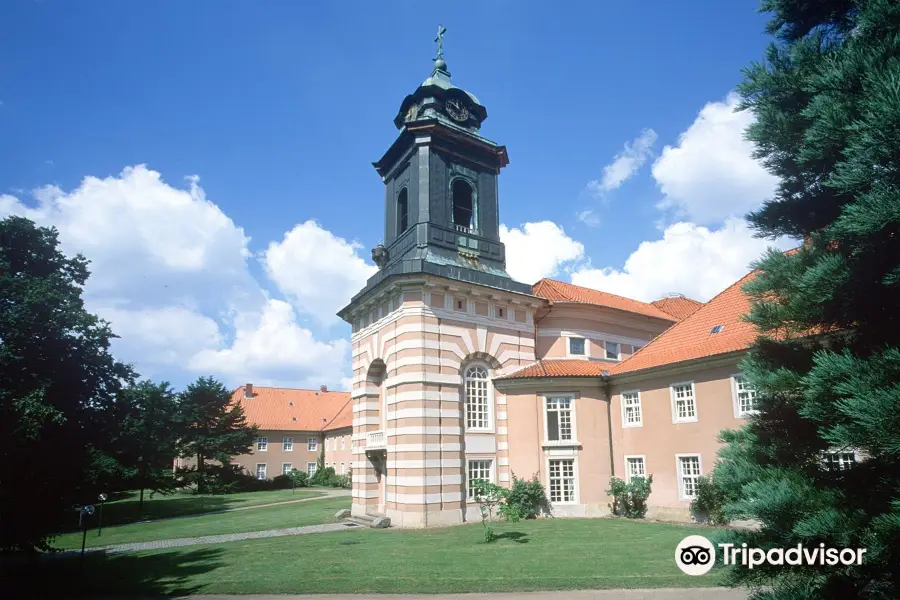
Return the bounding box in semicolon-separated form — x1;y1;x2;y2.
494;531;530;544
4;547;225;597
56;496;241;533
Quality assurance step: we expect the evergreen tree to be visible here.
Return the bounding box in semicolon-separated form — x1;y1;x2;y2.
117;380;181;511
0;216;133;551
176;376;256;494
711;1;900;598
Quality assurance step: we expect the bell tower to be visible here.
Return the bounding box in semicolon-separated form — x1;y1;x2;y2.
339;28;539;528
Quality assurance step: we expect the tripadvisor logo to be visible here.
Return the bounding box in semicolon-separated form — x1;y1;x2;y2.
675;535;868;575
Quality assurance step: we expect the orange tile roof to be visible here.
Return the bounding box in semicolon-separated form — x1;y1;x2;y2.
496;359;611;380
533;279;677;321
651;295;704;321
232;386;352;432
609;271;759;376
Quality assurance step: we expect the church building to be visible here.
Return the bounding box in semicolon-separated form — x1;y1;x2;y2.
333;33;787;528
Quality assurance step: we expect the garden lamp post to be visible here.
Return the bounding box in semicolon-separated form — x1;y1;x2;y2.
97;493;107;536
78;504;95;561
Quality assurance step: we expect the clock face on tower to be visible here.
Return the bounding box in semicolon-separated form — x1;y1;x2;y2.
444;98;469;122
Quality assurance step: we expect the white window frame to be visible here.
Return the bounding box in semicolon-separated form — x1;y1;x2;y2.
624;455;647;483
256;436;268;452
621;390;642;428
340;462;345;474
307;462;317;476
675;453;703;500
546;456;578;504
821;449;859;471
731;373;759;418
465;457;496;502
341;436;346;450
566;336;589;358
670;381;698;423
542;394;578;445
605;341;620;360
463;362;494;432
255;463;267;480
282;462;292;475
282;436;294;452
307;437;318;452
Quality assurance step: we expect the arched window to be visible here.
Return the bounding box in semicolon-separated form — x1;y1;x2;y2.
464;364;490;430
452;179;474;230
397;188;409;234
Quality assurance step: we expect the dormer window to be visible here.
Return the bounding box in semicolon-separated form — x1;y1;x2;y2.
452;179;474;230
397;188;409;234
711;324;725;334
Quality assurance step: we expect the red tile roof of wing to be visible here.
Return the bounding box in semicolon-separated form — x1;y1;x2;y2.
609;271;759;375
533;279;676;321
496;359;611;380
651;296;704;321
232;387;351;431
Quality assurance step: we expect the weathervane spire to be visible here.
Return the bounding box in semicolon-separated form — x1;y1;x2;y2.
434;25;447;61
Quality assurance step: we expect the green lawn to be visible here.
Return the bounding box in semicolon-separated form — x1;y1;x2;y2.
52;495;347;549
30;518;727;596
57;488;325;533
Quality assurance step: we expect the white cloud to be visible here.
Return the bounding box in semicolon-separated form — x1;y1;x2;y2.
575;209;601;227
588;129;658;195
1;165;358;390
263;221;377;324
571;218;795;302
500;221;585;285
651;93;778;224
189;299;349;389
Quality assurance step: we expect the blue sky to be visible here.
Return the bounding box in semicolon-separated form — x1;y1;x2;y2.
0;1;790;391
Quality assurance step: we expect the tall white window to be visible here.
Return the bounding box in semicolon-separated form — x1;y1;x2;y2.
256;437;268;452
307;462;317;476
677;455;702;499
340;462;346;474
282;463;292;475
464;364;491;430
545;396;574;442
671;382;697;422
467;459;494;500
282;436;293;452
622;391;642;427
625;456;646;483
548;459;576;503
256;463;267;480
733;374;759;416
341;437;346;450
308;437;318;452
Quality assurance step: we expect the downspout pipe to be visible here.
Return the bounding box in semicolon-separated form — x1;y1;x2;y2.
600;372;615;479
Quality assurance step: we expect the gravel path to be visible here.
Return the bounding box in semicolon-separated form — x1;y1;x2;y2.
70;521;362;555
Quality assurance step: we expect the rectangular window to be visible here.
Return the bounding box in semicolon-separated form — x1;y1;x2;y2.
467;459;493;500
822;451;857;471
545;396;574;442
625;456;646;483
606;342;620;360
548;459;576;503
256;437;268;452
282;463;292;475
622;390;642;427
341;437;346;450
256;463;267;480
308;437;318;452
496;306;505;319
282;436;293;452
677;455;702;499
340;462;345;474
733;374;759;416
307;462;317;476
568;337;585;356
671;382;697;422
